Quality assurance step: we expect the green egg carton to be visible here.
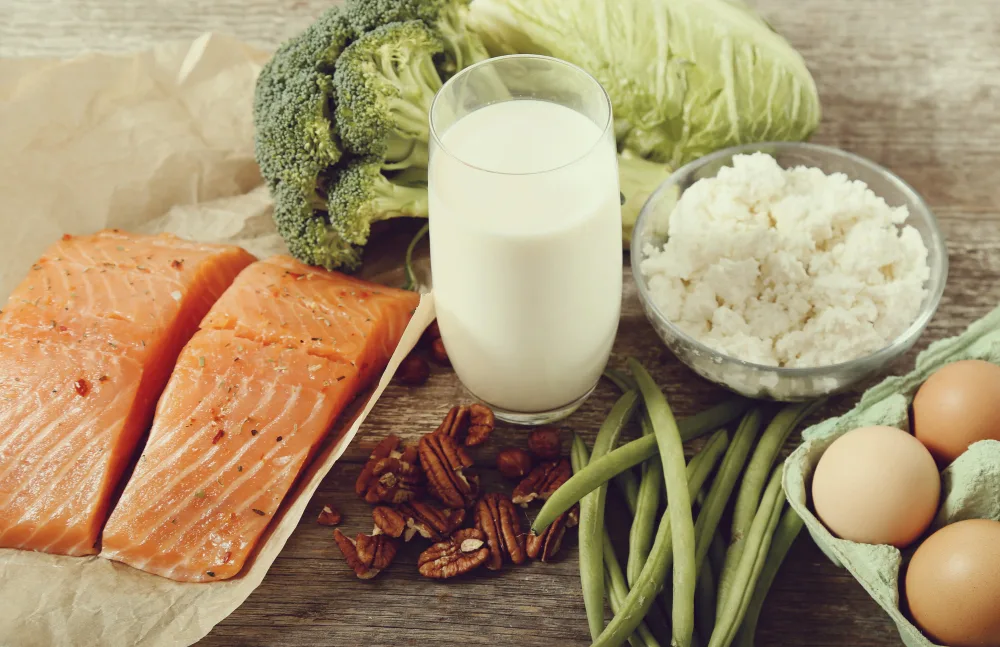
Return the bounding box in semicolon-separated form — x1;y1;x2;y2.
783;305;1000;647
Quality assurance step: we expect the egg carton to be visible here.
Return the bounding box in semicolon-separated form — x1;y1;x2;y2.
783;305;1000;647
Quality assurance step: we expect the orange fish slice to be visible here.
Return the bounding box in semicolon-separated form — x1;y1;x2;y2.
0;230;255;556
101;257;419;581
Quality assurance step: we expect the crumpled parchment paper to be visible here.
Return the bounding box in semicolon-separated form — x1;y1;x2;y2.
784;304;1000;647
0;32;434;647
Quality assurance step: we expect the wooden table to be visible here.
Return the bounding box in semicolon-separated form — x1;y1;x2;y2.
4;1;998;645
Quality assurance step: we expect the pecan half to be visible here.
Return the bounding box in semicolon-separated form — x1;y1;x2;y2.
371;447;424;504
525;504;579;562
333;529;399;579
418;528;489;579
474;493;526;570
356;435;400;500
317;504;342;526
434;404;495;447
357;437;422;504
512;459;571;507
419;432;478;508
373;501;466;542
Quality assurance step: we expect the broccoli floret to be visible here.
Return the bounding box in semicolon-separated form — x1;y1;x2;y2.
618;149;673;248
333;21;443;170
253;7;353;190
343;0;489;76
271;180;365;272
327;158;429;246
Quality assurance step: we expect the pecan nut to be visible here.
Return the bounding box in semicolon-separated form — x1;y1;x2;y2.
419;432;478;508
512;459;571;507
525;504;579;562
371;447;423;504
355;435;400;500
333;529;399;579
434;404;496;447
474;493;526;570
418;528;489;579
373;501;466;542
317;504;342;526
357;436;422;504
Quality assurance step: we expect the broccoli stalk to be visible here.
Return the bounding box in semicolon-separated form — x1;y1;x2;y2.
618;149;673;248
327;159;429;246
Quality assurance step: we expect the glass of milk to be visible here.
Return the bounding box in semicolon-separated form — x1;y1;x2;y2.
428;55;622;425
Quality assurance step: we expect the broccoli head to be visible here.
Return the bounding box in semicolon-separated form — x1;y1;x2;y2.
253;7;353;190
343;0;489;76
270;180;365;271
333;21;444;170
327;158;429;246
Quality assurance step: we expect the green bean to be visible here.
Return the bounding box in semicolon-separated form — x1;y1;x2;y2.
694;560;717;642
627;414;661;586
708;533;727;582
693;408;763;573
580;391;640;640
532;398;749;533
628;358;697;647
603;368;637;393
734;507;804;647
592;430;729;647
602;368;647;517
709;467;787;647
606;571;655;647
574;434;663;647
717;401;820;607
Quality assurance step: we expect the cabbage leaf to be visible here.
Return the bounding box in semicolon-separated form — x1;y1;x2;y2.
468;0;821;167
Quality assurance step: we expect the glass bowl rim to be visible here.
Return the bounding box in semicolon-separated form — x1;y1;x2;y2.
630;141;949;378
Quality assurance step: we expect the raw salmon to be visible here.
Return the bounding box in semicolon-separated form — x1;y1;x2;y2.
0;230;255;556
101;256;419;581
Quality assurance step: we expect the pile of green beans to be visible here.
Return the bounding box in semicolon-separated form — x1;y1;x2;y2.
534;360;815;647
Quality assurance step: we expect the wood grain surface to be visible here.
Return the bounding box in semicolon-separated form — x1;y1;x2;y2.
4;0;1000;645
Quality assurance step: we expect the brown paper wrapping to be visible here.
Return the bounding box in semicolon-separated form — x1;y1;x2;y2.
0;33;434;646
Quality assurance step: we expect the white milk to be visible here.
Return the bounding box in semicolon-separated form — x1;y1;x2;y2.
429;99;622;414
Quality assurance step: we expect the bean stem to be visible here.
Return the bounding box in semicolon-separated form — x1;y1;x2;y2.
532;398;749;534
574;434;663;647
592;430;730;647
717;401;820;608
734;508;805;647
628;358;698;647
709;467;787;647
580;391;640;640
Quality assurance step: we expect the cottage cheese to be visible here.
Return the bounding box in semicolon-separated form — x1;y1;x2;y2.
640;153;930;368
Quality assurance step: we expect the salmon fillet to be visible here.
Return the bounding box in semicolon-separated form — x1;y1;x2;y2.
0;230;255;556
101;256;419;581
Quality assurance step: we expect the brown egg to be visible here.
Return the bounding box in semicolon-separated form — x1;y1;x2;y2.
906;519;1000;647
811;425;939;548
913;359;1000;465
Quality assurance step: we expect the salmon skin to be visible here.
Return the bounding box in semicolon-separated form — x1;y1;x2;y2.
0;230;255;556
101;256;419;581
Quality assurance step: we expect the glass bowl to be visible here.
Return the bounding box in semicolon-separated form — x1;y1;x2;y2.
630;142;948;401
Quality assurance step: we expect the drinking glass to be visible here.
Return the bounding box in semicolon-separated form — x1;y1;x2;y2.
428;55;622;425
